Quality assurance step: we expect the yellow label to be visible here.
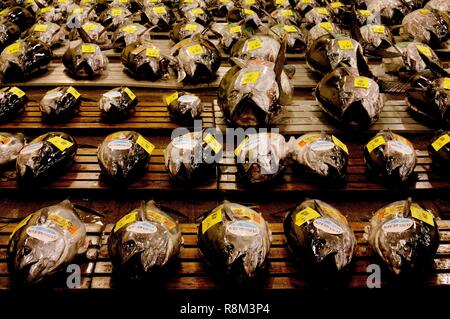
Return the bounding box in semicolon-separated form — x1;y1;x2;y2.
203;133;222;153
136;135;155;155
298;134;320;147
40;7;52;13
443;78;450;90
354;77;369;89
67;86;80;99
82;44;96;54
411;204;434;226
123;87;136;101
202;209;223;234
48;214;79;234
165;92;178;105
247;38;263;51
146;210;175;230
230;25;242;33
234;136;249;156
114;212;138;233
81;0;92;3
191;8;204;15
48;136;74;151
301;0;311;3
338;39;354;50
184;24;198;31
332;135;348;154
376;204;404;221
147;0;158;2
419;8;430;14
282;10;294;16
34;24;48;32
220;0;229;2
83;23;96;31
431;133;450;151
244;8;255;15
295;207;321;227
371;25;385;34
317;8;329;15
276;0;285;4
320;22;333;31
146;47;160;58
231;207;262;224
58;0;68;3
366;135;386;153
284;25;297;33
6;42;21;55
330;2;342;8
359;9;372;17
111;8;123;15
0;135;10;144
9;214;33;240
153;6;166;14
187;44;204;55
241;71;260;85
0;9;7;16
123;25;137;34
184;0;193;3
416;44;432;57
9;87;25;98
244;0;255;4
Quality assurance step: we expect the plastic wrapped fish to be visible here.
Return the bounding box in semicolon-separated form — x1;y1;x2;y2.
304;7;331;27
108;200;182;280
170;21;205;43
226;7;262;29
365;199;440;274
99;87;137;120
98;7;132;31
164;131;222;182
77;22;109;47
0;132;25;166
197;201;272;281
26;22;65;47
112;23;151;50
7;200;88;284
284;199;356;272
16;132;77;183
295;0;317;16
307;22;344;48
0;6;34;32
0;39;52;82
290;133;349;180
142;4;174;31
182;7;212;26
210;0;234;17
39;86;81;121
356;24;394;53
210;23;247;53
270;24;308;52
425;0;450;13
230;35;281;63
62;41;108;78
36;5;65;24
0;21;21;52
366;0;413;25
364;131;417;182
0;86;28;122
164;91;203;124
428;130;450;171
270;9;300;25
315;67;384;129
235;132;289;184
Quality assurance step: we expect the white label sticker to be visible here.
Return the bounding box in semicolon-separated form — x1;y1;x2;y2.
388;141;413;155
227;221;259;237
178;95;198;103
172;136;196;150
382;218;413;233
313;218;344;235
310;140;335;152
20;142;43;155
108;139;132;151
26;226;59;242
126;221;157;234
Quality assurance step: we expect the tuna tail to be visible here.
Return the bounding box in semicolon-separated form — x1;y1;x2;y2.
417;50;450;78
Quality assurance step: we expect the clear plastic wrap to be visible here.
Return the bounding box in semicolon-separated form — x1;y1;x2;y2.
98;7;132;31
80;22;109;46
270;24;308;52
230;35;281;63
62;41;108;78
0;86;28;121
197;201;272;281
365;199;440;274
27;22;65;47
112;23;151;50
37;5;65;24
270;9;300;26
359;24;394;51
307;22;343;48
235;132;289;184
108;200;182;280
0;21;21;52
97;131;153;183
0;6;34;32
226;7;262;28
165;91;203;123
99;87;137;119
426;0;450;13
39;86;81;121
304;7;330;26
170;21;205;43
142;5;174;31
363;131;417;182
182;7;212;26
211;22;245;52
0;132;25;166
7;200;88;284
366;0;409;25
284;199;356;271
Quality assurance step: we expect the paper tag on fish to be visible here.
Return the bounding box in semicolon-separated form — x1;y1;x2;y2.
202;209;223;234
114;212;138;233
73;8;83;14
67;86;80;100
276;0;285;4
184;24;198;31
316;8;329;15
301;0;311;3
136;135;155;155
353;77;369;89
191;8;204;15
298;134;320;148
153;6;166;14
244;9;255;15
27;226;59;242
144;47;160;58
247;38;263;51
48;214;79;234
382;218;413;233
0;135;10;144
419;8;430;14
282;10;294;16
241;71;260;85
147;0;158;2
377;204;404;221
330;2;342;8
83;23;96;31
0;9;8;16
443;78;450;90
230;25;242;33
9;87;25;98
81;0;92;3
123;25;137;34
359;10;372;17
313;218;344;235
123;87;136;101
165;92;179;105
284;25;297;33
231;207;262;224
82;44;96;54
111;8;123;15
410;204;434;226
6;42;21;55
9;214;33;240
203;133;222;153
58;0;67;3
147;210;176;230
338;39;354;50
48;136;74;151
320;22;333;31
295;207;321;226
40;7;53;13
432;133;450;151
366;135;386;153
127;221;157;234
187;44;204;56
371;25;385;34
244;0;255;4
234;136;249;156
416;44;432;57
332;135;348;154
227;221;259;237
34;24;48;32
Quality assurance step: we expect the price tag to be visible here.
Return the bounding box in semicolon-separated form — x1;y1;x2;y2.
338;39;354;50
187;44;204;55
431;133;450;151
234;137;249;156
202;209;223;234
295;207;321;226
354;77;369;89
123;87;136;101
6;42;21;55
82;44;96;54
359;10;372;17
371;25;385;33
83;23;96;31
191;8;204;15
411;204;434;226
416;44;432;57
220;0;229;3
146;47;160;58
137;135;155;155
317;8;329;15
203;133;222;153
247;38;262;51
320;22;333;31
67;86;80;99
0;135;10;144
58;0;68;3
146;210;175;230
244;0;255;4
301;0;311;3
73;8;84;14
332;135;348;154
165;92;178;105
34;24;48;32
244;9;255;15
111;8;123;15
282;10;294;16
9;214;34;240
230;25;242;33
40;7;52;13
443;78;450;90
153;6;166;14
330;2;342;8
241;71;260;85
419;8;430;14
114;212;138;233
366;135;386;153
284;25;297;33
9;87;25;98
123;25;137;34
184;24;198;31
48;136;74;152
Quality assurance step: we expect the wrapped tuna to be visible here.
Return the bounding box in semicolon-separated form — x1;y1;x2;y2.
62;41;108;78
164;91;203;124
0;132;25;166
26;22;65;47
39;86;81;121
99;87;138;120
0;86;27;122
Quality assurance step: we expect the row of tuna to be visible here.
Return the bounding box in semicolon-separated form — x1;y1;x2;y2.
7;198;440;284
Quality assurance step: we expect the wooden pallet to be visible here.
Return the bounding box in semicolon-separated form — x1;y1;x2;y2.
213;99;433;135
1;220;449;290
